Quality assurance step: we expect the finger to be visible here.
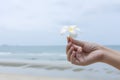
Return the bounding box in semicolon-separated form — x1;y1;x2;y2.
67;37;71;43
70;51;76;64
70;37;85;47
78;47;82;54
70;51;80;65
67;37;69;43
67;46;74;61
66;42;72;54
76;51;82;61
73;45;82;52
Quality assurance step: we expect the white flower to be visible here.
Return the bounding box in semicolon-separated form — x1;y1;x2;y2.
60;25;80;38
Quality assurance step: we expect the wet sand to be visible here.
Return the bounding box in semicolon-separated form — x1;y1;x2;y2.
0;59;119;80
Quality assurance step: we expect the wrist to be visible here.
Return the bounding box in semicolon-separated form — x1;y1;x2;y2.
101;47;115;63
101;47;120;68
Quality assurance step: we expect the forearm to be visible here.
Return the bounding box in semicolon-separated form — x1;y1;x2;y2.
102;47;120;70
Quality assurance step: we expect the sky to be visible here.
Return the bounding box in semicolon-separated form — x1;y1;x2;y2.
0;0;120;45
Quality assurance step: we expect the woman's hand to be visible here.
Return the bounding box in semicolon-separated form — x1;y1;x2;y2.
66;37;120;70
66;37;106;66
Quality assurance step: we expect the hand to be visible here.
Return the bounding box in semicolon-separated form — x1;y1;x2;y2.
66;37;120;70
66;37;105;66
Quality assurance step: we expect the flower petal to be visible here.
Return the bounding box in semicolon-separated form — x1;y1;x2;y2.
60;26;68;35
69;31;78;38
70;25;77;29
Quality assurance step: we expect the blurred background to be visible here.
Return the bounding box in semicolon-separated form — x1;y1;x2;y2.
0;0;120;45
0;0;120;80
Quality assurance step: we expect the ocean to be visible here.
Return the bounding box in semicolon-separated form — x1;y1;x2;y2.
0;45;119;61
0;45;119;80
0;45;66;61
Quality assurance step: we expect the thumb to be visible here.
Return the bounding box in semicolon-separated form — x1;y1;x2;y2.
67;37;72;43
67;37;70;43
70;37;85;47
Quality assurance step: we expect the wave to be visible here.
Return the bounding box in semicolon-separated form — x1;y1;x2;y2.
0;52;67;61
0;52;66;57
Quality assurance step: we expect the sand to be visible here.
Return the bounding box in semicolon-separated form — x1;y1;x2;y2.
0;73;79;80
0;59;119;80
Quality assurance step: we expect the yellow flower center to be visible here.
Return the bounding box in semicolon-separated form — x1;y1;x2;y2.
68;27;74;32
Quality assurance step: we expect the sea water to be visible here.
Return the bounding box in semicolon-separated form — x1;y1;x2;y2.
0;45;66;61
0;45;119;61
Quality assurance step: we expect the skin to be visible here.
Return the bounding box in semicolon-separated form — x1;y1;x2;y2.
66;37;120;70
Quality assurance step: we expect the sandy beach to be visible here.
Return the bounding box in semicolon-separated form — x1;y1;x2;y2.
0;59;119;80
0;73;79;80
0;60;81;80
